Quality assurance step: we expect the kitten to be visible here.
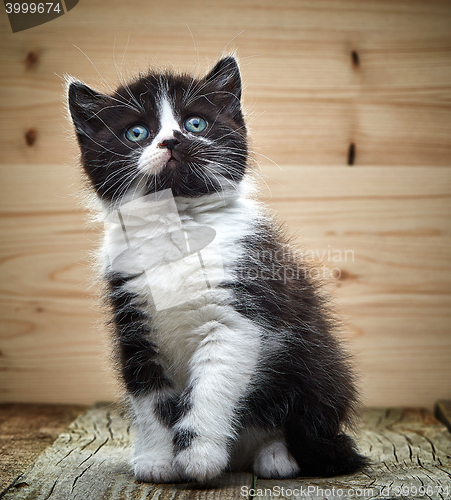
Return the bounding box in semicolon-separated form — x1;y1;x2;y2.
68;56;368;483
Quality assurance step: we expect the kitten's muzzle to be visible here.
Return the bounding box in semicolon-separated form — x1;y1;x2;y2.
158;138;181;151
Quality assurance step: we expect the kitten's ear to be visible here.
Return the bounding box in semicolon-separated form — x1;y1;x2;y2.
68;81;110;136
205;56;242;110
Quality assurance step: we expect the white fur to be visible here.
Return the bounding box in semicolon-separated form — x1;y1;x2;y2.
157;97;182;138
253;439;300;479
230;427;300;479
137;146;170;176
130;391;186;483
230;427;283;469
105;179;261;381
172;307;261;481
138;96;182;175
174;437;230;482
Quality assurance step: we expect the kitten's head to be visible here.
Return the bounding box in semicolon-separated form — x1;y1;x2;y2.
68;56;247;204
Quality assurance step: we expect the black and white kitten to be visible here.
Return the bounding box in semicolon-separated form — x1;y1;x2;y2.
68;56;367;483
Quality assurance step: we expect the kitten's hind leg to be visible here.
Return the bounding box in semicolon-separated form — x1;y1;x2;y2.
253;439;300;479
230;427;300;479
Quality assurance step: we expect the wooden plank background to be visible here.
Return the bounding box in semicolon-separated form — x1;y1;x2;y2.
0;0;450;407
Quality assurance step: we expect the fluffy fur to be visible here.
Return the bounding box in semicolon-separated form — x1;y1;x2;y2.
68;56;368;483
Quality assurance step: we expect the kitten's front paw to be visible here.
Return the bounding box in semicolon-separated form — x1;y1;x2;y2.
133;456;186;484
173;435;229;482
253;440;300;479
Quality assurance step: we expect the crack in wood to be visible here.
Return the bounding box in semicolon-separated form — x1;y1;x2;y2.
77;453;93;468
44;479;57;500
392;443;399;463
71;462;93;493
106;411;114;440
79;435;96;451
1;405;449;499
55;447;74;466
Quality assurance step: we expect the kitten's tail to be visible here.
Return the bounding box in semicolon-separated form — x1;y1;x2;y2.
284;415;369;477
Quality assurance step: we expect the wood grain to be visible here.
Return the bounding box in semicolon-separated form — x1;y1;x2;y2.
0;403;253;499
0;403;87;492
1;0;451;165
254;407;451;500
1;0;451;407
2;404;450;499
0;163;118;404
1;164;450;406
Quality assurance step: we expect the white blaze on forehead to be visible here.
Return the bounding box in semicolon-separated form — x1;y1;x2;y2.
153;96;182;146
137;96;182;175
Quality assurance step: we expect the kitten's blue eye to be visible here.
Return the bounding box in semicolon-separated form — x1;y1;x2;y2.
125;125;149;142
184;116;207;133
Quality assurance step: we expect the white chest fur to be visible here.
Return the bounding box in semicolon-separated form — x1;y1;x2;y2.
102;185;260;389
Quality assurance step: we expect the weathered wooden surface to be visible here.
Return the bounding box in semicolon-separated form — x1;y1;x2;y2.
0;403;87;492
255;408;451;500
0;403;253;499
435;400;451;433
1;405;450;500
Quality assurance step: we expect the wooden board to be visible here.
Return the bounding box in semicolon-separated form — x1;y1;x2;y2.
0;403;253;499
0;163;118;405
254;407;451;500
1;164;450;407
1;0;451;408
1;404;450;500
0;403;87;492
1;0;451;165
435;400;451;433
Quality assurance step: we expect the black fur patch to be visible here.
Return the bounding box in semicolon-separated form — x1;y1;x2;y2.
285;414;369;476
107;272;172;395
155;396;180;427
222;219;366;474
155;385;194;428
173;428;198;453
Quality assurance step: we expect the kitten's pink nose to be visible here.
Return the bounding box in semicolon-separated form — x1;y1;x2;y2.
158;138;180;151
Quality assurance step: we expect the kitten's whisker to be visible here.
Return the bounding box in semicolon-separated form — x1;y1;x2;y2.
248;150;283;171
221;33;245;54
120;32;131;80
182;76;199;107
99;166;135;190
73;45;117;95
88;113;136;152
101;170;136;198
182;78;211;107
201;161;240;195
117;81;147;115
81;134;132;158
106;93;143;115
185;90;240;108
